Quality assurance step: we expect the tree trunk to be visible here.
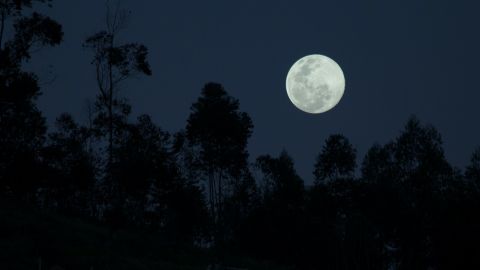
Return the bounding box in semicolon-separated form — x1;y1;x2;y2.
208;167;216;223
107;36;114;172
0;9;5;49
218;170;222;216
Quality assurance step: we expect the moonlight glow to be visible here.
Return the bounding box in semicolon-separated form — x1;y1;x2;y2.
286;54;345;114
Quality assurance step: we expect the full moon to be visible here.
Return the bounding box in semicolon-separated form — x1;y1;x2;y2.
286;54;345;114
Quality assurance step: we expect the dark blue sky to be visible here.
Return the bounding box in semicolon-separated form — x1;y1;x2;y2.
24;0;480;182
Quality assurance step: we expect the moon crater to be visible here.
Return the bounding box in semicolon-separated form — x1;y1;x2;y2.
286;54;345;114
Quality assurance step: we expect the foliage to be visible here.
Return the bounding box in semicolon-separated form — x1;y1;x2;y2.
0;0;62;199
185;82;254;232
83;1;151;175
40;113;96;215
313;134;357;185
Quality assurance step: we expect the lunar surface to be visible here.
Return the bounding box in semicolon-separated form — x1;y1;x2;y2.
286;54;345;114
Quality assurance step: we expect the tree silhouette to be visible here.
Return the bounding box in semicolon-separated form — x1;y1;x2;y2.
0;1;56;48
185;82;253;232
466;147;480;191
256;150;304;208
314;134;357;185
83;2;152;222
41;113;96;215
109;114;194;229
359;117;455;269
239;151;305;262
84;1;151;171
361;143;396;185
0;0;62;199
113;115;172;200
393;117;452;191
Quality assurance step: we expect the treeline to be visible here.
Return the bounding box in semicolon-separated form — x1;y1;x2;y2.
1;1;480;269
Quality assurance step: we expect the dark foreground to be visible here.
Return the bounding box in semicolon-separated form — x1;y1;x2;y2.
0;199;291;270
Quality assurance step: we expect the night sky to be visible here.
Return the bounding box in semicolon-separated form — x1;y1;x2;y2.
25;0;480;182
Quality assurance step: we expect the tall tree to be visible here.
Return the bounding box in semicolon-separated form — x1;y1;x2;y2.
185;82;253;234
0;0;62;198
83;2;152;220
84;1;151;170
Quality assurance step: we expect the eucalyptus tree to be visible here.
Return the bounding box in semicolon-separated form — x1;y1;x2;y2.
84;1;151;170
185;82;253;229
